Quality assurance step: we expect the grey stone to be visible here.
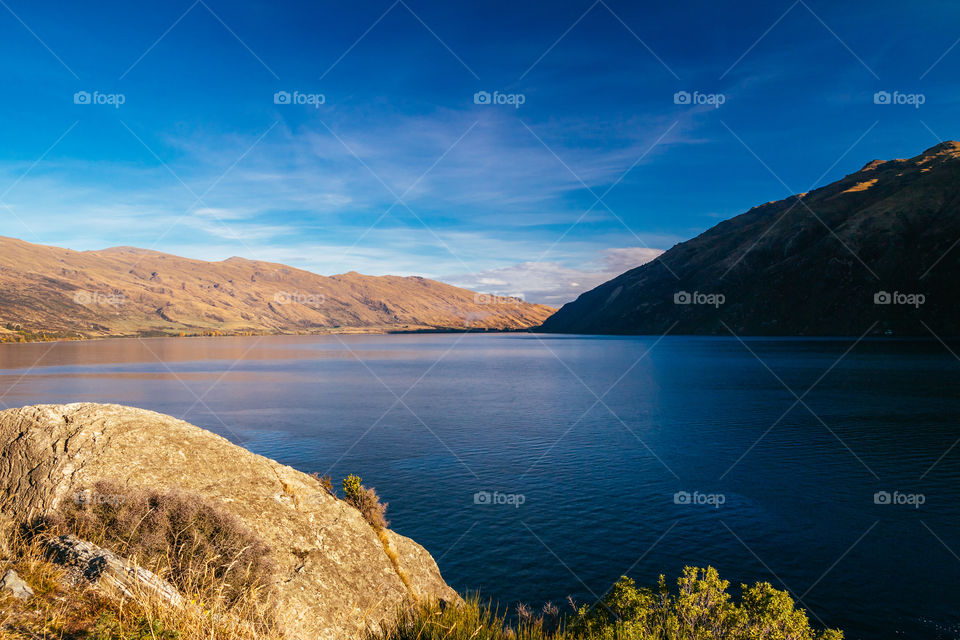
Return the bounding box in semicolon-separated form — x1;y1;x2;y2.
44;534;183;606
0;568;34;601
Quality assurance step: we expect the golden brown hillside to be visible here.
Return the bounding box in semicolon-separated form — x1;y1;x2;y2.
0;237;554;340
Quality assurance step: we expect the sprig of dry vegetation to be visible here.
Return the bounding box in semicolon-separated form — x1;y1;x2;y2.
310;473;338;498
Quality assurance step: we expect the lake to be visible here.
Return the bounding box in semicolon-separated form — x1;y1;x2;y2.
0;333;957;639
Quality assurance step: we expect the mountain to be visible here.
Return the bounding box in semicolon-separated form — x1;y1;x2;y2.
0;237;553;340
540;141;960;336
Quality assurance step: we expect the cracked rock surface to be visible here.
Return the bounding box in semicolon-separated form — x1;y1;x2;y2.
0;403;459;639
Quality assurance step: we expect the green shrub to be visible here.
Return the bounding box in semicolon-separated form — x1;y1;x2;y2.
569;566;842;640
371;567;843;640
343;474;363;503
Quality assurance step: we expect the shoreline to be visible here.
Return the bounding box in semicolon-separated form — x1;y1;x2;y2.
2;328;954;345
0;325;540;345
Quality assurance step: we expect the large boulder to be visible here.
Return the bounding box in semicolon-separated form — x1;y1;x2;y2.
0;403;459;639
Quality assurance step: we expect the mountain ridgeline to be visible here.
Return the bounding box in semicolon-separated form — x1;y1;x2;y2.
541;141;960;336
0;237;554;340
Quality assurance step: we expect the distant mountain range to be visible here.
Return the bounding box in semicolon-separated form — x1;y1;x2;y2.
541;141;960;336
0;237;554;340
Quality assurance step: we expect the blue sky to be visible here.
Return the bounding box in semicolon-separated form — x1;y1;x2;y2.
0;0;957;304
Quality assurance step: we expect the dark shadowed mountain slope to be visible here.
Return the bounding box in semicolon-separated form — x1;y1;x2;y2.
540;141;960;336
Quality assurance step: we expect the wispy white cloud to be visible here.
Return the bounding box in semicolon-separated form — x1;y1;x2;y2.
443;246;664;305
0;104;699;288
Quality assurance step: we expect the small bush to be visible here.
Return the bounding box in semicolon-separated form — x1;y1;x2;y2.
370;567;843;640
343;474;363;503
568;566;843;640
342;475;389;530
36;480;275;608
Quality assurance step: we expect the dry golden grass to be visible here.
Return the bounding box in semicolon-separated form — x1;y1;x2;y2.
376;529;416;603
1;485;285;640
841;178;879;193
37;480;275;611
0;526;285;639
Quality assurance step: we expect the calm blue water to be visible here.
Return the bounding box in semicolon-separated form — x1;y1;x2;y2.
0;333;957;639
